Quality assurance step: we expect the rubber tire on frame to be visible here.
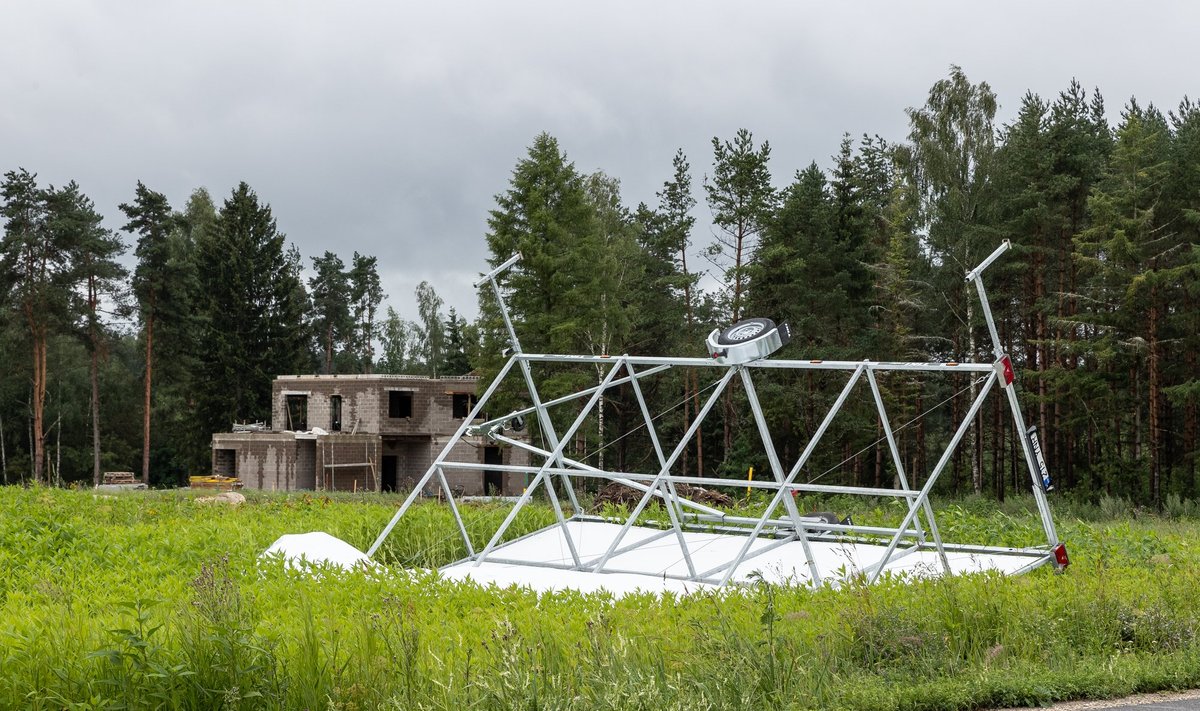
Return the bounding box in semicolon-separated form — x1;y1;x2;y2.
716;318;776;346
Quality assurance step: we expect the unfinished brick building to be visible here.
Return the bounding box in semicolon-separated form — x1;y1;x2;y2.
210;374;529;495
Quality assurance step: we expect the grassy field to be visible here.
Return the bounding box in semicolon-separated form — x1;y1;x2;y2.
1;487;1199;710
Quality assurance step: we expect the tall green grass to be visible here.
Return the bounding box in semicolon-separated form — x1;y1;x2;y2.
1;486;1199;709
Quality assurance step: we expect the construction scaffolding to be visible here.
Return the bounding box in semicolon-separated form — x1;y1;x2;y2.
317;434;379;493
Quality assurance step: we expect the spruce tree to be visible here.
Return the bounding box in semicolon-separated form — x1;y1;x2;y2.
441;307;472;376
195;182;309;435
348;252;384;373
485;133;597;358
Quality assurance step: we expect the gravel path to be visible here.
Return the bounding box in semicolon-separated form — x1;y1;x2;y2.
1006;690;1200;710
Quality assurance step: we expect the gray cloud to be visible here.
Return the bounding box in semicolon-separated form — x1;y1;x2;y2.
3;0;1197;323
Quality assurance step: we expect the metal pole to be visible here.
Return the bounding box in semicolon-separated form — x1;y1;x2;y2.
367;355;519;557
471;364;672;432
624;361;696;578
488;277;584;515
435;466;475;557
472;358;626;567
865;368;950;574
711;364;866;585
868;373;997;583
971;263;1059;549
474;253;522;287
964;239;1011;283
740;368;821;584
592;367;737;575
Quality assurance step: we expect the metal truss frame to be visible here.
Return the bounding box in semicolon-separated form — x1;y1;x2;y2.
367;242;1064;587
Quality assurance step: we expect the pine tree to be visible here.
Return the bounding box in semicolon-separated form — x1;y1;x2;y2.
308;251;350;374
704;129;777;324
1076;101;1174;502
119;182;178;484
52;182;126;486
1;169;74;483
704;129;777;459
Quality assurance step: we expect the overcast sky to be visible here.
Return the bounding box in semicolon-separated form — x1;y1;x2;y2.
3;1;1197;325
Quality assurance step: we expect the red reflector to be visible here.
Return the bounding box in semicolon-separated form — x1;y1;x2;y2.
1053;543;1069;568
1000;355;1015;385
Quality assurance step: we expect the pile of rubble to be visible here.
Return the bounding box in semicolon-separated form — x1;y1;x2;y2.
592;481;733;509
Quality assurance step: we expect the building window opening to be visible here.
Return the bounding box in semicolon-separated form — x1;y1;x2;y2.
285;394;308;431
389;390;413;419
214;449;236;477
484;446;503;495
330;395;342;432
452;393;478;419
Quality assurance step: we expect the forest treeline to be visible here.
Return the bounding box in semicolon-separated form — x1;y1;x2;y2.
2;67;1198;503
0;177;470;487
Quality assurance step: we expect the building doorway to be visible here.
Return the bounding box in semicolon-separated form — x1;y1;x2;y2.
382;455;398;493
483;446;503;495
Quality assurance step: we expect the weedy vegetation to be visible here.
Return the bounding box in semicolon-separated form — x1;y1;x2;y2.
2;487;1199;710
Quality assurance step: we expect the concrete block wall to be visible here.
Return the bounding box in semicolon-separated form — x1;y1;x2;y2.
210;433;315;491
272;378;381;433
271;374;480;436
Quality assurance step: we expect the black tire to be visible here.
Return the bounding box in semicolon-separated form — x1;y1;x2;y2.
716;318;776;346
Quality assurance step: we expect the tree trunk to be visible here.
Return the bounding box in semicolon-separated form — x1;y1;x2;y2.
915;387;926;487
0;411;6;485
874;419;884;488
90;273;103;488
680;244;702;476
325;321;334;374
994;393;1004;501
968;299;981;495
32;330;46;484
951;377;961;493
365;309;375;374
723;219;749;460
693;371;703;476
142;311;155;486
91;344;101;487
1148;294;1161;506
1133;363;1142;462
680;376;690;477
1186;349;1198;494
1034;264;1048;475
55;414;62;487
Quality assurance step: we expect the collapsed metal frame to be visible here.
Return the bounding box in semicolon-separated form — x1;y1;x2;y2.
368;241;1064;587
